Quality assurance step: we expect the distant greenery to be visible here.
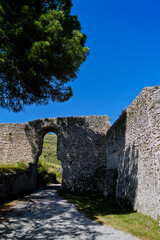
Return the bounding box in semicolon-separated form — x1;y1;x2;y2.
0;160;28;174
58;190;160;240
0;134;62;185
37;133;62;185
39;133;61;165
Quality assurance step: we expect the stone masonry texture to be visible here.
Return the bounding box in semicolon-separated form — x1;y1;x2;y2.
0;115;110;195
0;85;159;221
106;85;160;220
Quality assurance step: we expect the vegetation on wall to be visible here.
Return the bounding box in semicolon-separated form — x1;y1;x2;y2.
0;160;29;174
0;133;62;186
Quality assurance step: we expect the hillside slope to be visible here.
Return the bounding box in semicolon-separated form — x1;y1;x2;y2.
38;133;62;184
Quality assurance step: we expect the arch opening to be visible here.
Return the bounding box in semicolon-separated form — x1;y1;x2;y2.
37;128;62;186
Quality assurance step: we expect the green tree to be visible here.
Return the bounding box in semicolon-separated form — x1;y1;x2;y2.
0;0;89;111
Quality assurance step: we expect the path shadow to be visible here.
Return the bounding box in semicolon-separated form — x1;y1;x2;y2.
0;186;119;240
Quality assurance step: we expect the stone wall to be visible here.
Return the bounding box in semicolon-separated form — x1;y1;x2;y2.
0;86;159;220
105;85;160;220
0;163;37;202
0;123;34;164
0;115;110;193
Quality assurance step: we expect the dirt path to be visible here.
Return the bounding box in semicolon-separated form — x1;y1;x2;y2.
0;185;140;240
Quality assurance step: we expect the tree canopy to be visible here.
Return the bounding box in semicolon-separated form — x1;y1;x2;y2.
0;0;89;111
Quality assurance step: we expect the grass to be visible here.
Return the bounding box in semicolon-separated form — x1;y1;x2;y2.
0;160;28;174
37;133;62;184
57;190;160;240
40;133;61;165
0;133;62;184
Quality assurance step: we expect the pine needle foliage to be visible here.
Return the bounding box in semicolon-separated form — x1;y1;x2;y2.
0;0;89;111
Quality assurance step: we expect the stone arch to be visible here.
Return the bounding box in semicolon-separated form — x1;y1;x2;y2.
0;115;110;192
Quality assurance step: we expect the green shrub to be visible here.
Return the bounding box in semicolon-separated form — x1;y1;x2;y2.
37;160;58;186
16;160;26;169
0;160;28;174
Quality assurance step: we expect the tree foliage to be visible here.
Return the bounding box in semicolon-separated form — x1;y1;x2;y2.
0;0;89;111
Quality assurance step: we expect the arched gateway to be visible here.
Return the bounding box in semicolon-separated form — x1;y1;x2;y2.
0;116;110;191
0;86;160;220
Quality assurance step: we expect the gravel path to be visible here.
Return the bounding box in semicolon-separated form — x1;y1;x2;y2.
0;185;140;240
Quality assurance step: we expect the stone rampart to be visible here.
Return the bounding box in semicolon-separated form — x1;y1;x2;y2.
0;163;37;202
0;85;159;220
0;115;110;192
105;85;160;220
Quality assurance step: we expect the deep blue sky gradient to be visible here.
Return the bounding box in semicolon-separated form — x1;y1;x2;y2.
0;0;160;123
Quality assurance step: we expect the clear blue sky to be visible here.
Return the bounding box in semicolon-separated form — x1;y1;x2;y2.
0;0;160;123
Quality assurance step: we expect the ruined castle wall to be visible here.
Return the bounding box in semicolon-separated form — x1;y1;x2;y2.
0;116;110;195
0;123;34;164
106;85;160;219
57;116;110;191
0;86;159;220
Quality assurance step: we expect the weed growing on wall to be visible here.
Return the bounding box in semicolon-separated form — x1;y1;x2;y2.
0;160;28;174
